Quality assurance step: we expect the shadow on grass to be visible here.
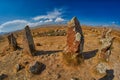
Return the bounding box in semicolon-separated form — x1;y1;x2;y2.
35;50;62;56
99;69;114;80
82;49;98;59
17;46;23;50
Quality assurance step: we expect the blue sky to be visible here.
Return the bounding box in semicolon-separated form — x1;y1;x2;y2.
0;0;120;32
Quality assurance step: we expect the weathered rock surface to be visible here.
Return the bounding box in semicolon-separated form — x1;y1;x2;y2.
100;29;114;61
65;17;84;54
29;61;46;74
15;64;24;72
96;63;108;74
7;33;18;51
23;25;36;56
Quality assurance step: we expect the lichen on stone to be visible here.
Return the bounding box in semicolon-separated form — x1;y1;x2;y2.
75;32;81;41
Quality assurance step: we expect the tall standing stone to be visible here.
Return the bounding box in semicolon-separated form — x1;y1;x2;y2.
65;17;84;54
100;29;114;61
7;33;18;51
23;25;36;56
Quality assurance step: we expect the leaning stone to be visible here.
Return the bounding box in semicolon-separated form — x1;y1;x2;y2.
23;25;36;56
7;33;18;51
100;29;114;61
29;61;45;74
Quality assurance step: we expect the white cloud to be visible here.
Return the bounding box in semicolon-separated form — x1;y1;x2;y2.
33;8;66;23
55;17;65;22
33;8;62;21
39;20;43;23
0;20;28;29
0;8;66;32
44;19;53;23
0;20;29;32
0;20;47;32
28;21;44;27
0;29;2;32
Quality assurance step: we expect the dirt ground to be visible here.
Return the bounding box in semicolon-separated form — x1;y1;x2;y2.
0;26;120;80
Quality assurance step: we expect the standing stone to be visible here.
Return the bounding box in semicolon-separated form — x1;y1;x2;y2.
101;27;108;38
65;17;84;54
23;25;36;56
100;29;114;61
7;33;18;51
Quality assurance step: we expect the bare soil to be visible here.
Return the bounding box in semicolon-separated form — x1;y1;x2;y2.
0;26;120;80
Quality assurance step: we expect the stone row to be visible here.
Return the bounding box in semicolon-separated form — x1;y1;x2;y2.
7;17;114;61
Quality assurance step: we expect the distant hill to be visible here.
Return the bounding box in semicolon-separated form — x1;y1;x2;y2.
0;32;5;35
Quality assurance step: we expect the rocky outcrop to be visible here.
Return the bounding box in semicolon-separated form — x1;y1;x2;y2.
23;25;36;56
29;61;46;74
65;17;84;54
100;29;114;61
7;33;18;51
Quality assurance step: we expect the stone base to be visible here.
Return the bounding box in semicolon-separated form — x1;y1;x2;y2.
99;51;111;62
62;52;84;66
23;49;36;56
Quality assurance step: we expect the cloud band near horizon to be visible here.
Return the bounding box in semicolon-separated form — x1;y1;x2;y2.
0;8;66;32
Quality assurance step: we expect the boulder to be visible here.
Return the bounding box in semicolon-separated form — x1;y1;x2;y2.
29;61;45;74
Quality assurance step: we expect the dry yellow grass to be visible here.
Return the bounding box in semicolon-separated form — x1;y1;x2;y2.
0;25;120;80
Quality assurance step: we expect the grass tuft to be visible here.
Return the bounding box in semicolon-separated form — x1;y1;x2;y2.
62;52;84;67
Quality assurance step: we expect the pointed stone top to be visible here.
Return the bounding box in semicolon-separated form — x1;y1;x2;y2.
25;25;31;31
8;33;15;39
71;16;78;21
68;16;80;27
8;33;13;36
25;25;30;29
